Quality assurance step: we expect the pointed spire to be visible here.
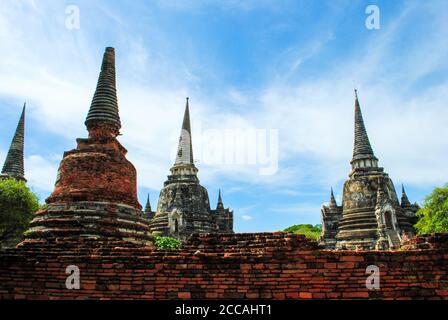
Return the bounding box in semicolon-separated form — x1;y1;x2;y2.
174;97;194;165
329;187;337;207
144;194;152;213
218;189;223;204
1;103;26;181
85;47;121;134
217;189;224;210
401;184;411;207
352;89;377;163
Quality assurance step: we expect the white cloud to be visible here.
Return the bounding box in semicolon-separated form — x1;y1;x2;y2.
26;154;59;193
241;215;253;221
0;0;447;208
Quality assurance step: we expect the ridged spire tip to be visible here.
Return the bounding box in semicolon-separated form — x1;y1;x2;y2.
352;89;376;162
1;103;26;181
85;47;121;133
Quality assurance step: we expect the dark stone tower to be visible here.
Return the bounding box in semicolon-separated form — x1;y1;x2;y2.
211;189;234;233
144;194;155;221
23;47;152;245
150;99;233;240
1;104;26;182
320;90;418;250
319;188;342;249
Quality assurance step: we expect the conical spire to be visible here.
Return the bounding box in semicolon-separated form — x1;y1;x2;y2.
144;194;152;213
352;90;376;162
329;187;337;207
1;103;26;181
174;98;194;165
217;189;224;210
85;47;121;134
401;184;411;207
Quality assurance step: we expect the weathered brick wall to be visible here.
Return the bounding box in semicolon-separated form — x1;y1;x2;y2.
0;233;447;300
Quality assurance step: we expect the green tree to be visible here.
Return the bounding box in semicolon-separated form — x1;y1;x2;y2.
415;184;448;235
283;224;322;239
0;178;39;247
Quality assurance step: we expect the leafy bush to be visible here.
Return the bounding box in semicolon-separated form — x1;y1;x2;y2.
415;184;448;235
154;235;181;250
0;178;39;247
283;224;322;239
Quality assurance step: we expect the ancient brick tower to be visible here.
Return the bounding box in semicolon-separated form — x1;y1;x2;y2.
1;104;26;182
320;90;419;250
23;47;152;245
149;98;233;240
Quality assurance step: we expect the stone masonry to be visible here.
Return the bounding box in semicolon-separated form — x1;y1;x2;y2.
149;98;233;240
320;90;419;250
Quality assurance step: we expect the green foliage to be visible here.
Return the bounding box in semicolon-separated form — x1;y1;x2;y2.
0;178;39;247
283;224;322;239
154;235;182;250
415;184;448;235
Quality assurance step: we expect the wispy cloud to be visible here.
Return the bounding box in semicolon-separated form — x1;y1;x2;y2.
0;0;447;231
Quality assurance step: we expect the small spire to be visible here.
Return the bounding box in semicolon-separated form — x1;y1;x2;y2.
401;184;411;207
352;89;378;164
1;103;26;181
144;194;152;213
174;97;194;165
218;189;223;204
217;189;224;210
85;47;121;134
329;187;337;207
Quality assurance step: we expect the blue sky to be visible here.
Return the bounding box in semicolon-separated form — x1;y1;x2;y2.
0;0;447;232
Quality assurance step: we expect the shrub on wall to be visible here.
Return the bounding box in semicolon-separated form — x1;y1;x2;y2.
0;178;39;248
154;235;182;250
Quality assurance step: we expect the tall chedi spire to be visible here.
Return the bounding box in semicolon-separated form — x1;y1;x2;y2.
151;97;234;239
168;98;198;182
350;89;379;172
175;97;194;165
24;47;152;246
85;47;121;137
1;104;26;182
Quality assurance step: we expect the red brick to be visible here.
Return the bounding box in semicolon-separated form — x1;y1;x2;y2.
178;292;191;299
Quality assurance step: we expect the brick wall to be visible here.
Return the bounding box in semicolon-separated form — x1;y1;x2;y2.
0;233;447;300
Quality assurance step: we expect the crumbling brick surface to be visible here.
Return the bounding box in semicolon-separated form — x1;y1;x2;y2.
0;233;446;300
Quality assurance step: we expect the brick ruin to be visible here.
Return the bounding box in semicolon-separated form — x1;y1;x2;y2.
0;47;447;300
0;233;447;300
23;47;152;246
